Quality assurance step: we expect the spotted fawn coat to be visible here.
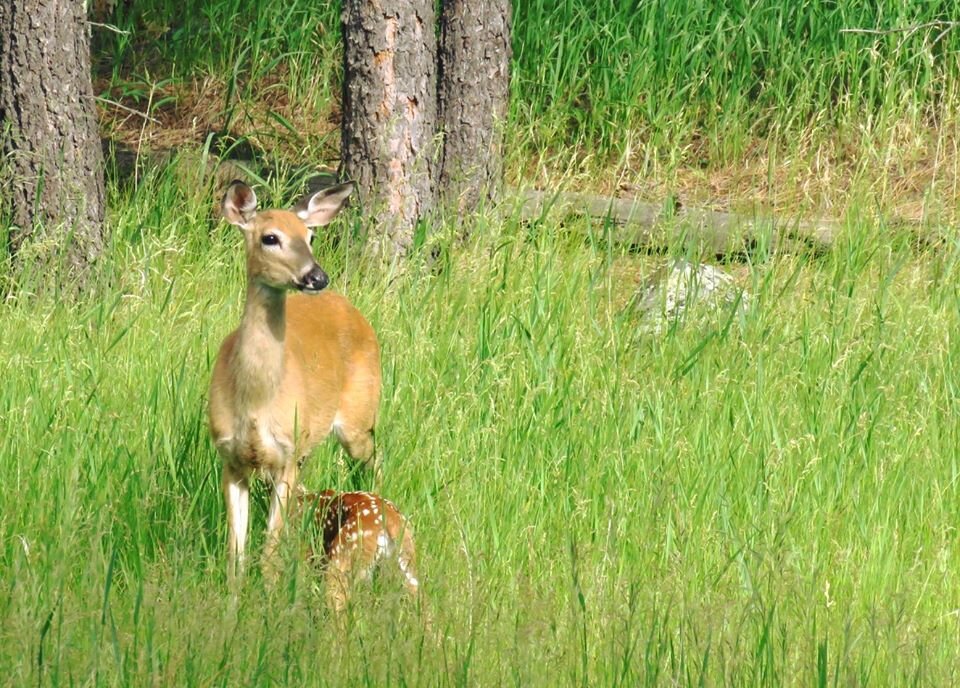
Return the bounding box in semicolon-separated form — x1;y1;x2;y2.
296;488;420;613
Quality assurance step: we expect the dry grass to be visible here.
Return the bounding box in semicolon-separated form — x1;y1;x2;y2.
512;114;960;228
96;67;960;232
97;72;340;162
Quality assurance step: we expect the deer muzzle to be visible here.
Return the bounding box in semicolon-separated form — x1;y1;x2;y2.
298;266;329;294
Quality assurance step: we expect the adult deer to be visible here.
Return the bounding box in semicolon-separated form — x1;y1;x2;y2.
208;181;381;581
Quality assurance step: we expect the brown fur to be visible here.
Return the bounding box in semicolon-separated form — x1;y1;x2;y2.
209;182;381;581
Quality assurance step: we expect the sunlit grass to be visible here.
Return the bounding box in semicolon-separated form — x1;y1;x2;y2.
1;166;959;683
510;0;960;162
92;1;960;214
5;1;960;683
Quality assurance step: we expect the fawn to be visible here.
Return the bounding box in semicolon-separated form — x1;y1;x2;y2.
296;487;420;614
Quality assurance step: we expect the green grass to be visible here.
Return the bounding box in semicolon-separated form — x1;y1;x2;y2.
511;0;960;166
95;0;340;103
4;1;960;683
2;166;960;684
94;0;960;194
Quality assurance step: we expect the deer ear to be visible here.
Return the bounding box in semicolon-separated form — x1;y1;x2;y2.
296;182;354;227
222;181;258;228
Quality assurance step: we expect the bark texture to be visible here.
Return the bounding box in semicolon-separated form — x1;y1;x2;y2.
438;0;512;214
341;0;438;259
0;0;105;278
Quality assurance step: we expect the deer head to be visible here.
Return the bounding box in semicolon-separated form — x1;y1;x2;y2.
221;181;354;293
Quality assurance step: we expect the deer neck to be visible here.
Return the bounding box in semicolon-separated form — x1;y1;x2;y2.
231;282;287;409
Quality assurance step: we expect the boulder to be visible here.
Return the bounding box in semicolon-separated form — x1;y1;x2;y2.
632;259;749;334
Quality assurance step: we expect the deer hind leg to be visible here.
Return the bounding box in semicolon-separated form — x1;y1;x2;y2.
324;562;351;616
334;364;381;481
323;529;370;615
393;524;431;630
332;416;380;484
223;464;250;584
396;527;420;600
262;461;299;583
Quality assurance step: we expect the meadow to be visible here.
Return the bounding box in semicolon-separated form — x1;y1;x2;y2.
2;0;960;684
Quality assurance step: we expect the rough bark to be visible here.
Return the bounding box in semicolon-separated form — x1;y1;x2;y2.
0;0;105;280
341;0;438;259
438;0;511;214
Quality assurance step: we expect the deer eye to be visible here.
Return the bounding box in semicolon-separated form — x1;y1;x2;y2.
261;233;280;246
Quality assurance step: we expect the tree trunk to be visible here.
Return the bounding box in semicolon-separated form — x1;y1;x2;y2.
341;0;438;259
0;0;106;282
438;0;512;215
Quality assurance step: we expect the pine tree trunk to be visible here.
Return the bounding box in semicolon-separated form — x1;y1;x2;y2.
341;0;438;259
0;0;106;283
438;0;511;215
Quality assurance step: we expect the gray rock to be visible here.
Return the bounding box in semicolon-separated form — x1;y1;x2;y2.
633;259;749;334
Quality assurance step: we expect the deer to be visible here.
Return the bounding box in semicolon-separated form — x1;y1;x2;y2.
295;486;421;614
208;180;381;582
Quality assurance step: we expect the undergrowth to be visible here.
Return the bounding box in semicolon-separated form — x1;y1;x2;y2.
2;166;960;684
2;2;959;684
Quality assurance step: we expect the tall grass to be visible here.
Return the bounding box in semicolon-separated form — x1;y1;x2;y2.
1;166;959;683
4;1;960;683
94;1;960;189
511;0;960;169
96;0;340;101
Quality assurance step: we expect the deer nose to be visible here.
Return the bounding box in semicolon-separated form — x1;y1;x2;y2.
298;266;329;293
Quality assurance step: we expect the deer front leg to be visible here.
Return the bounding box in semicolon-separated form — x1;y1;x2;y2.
223;464;250;585
262;460;299;583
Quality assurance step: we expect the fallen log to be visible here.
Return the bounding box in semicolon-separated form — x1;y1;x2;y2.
518;189;840;256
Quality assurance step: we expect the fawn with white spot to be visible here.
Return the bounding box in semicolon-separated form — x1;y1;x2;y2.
295;487;420;613
208;181;381;582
